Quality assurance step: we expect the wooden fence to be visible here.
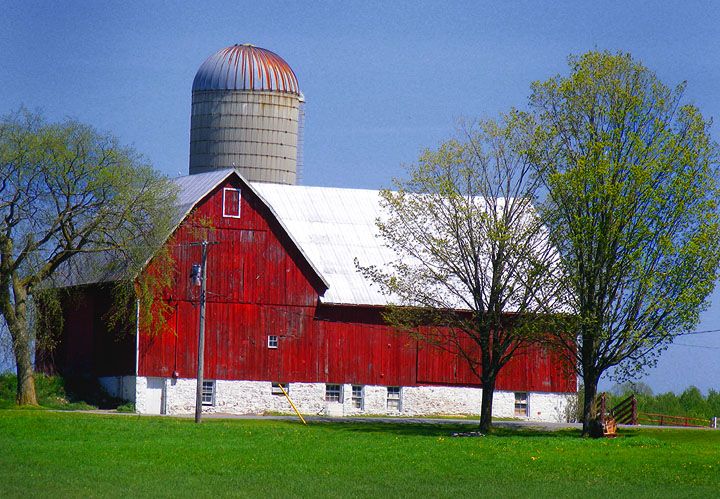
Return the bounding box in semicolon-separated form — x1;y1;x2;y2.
595;392;718;429
637;412;713;428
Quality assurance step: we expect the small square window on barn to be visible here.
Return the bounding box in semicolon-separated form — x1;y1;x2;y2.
325;384;342;402
514;392;529;417
222;188;241;218
267;335;278;349
351;385;364;409
387;386;401;411
271;382;287;396
202;380;215;406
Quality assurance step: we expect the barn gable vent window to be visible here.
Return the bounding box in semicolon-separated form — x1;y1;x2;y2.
387;386;401;411
351;385;364;409
202;380;215;406
271;382;287;396
514;392;528;417
267;335;278;349
325;384;342;402
222;188;241;218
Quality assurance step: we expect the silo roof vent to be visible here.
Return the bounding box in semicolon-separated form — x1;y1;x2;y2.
192;44;300;94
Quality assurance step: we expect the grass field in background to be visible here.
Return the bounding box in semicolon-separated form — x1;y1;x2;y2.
1;411;718;497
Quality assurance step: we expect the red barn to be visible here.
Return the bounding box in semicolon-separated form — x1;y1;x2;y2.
49;169;576;420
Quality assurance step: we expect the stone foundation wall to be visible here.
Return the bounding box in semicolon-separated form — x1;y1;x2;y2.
131;376;576;423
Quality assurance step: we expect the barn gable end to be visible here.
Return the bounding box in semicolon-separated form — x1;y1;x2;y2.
139;171;327;380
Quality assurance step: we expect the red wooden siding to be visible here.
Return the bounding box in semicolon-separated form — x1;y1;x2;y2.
137;176;576;393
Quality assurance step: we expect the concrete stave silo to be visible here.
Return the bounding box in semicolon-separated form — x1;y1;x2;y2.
189;44;302;184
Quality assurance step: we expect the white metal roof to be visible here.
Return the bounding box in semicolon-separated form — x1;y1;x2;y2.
251;182;395;306
60;169;554;311
173;169;232;223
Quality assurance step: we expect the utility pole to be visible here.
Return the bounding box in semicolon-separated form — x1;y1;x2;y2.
191;240;216;423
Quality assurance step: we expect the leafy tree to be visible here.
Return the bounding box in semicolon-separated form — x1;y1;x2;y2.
0;109;177;405
653;392;683;417
707;389;720;418
358;116;560;433
528;51;720;435
609;381;653;397
679;386;708;418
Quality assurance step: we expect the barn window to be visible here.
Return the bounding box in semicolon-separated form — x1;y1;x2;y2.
267;335;278;349
514;392;529;417
325;384;342;402
222;188;241;218
202;380;215;406
387;386;401;411
271;382;287;396
351;385;364;409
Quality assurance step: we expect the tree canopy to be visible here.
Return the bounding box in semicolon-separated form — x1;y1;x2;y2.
529;51;720;434
358;115;560;432
0;109;177;405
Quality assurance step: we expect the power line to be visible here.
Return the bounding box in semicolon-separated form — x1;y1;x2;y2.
672;342;720;350
677;328;720;336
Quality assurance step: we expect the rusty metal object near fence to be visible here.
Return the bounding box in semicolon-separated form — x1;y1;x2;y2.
593;393;618;437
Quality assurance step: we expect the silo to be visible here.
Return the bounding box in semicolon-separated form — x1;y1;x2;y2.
189;44;302;184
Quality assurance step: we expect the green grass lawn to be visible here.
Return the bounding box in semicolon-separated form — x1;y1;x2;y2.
0;411;718;498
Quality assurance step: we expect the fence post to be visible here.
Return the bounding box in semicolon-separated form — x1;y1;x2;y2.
713;417;717;429
631;395;638;425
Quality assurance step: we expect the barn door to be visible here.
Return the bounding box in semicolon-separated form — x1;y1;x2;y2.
146;377;166;415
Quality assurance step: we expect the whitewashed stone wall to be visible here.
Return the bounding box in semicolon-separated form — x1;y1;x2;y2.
132;376;576;422
134;376;150;414
526;390;577;422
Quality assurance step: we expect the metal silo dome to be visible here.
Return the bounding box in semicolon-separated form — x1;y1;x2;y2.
192;44;300;94
189;44;303;184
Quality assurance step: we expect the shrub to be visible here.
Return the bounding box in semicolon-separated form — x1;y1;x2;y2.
116;402;136;413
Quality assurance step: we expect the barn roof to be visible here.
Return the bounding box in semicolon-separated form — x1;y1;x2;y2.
174;170;553;309
251;182;393;306
61;169;553;311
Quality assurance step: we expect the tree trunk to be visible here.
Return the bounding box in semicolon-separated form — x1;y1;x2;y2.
479;375;496;433
581;374;599;437
3;280;38;406
14;330;37;405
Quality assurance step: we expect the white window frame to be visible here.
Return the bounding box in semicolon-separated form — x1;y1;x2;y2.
202;380;215;406
351;385;364;410
514;392;529;417
387;386;401;411
222;188;242;218
325;384;343;403
267;335;278;349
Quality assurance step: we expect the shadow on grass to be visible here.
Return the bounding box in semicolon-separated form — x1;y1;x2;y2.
298;419;583;439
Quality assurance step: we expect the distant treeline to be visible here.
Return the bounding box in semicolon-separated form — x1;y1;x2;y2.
605;383;720;421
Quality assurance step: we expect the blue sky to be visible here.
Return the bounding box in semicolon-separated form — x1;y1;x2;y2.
2;1;720;393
